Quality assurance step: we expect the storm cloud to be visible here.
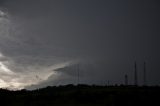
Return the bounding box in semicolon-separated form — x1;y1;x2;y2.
0;0;160;89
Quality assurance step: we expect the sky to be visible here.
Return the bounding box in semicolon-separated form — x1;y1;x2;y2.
0;0;159;90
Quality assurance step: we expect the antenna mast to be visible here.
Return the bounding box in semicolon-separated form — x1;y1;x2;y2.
143;62;146;86
134;61;138;86
77;64;79;85
125;74;128;86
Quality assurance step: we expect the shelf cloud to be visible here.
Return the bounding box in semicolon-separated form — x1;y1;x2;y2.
0;0;160;89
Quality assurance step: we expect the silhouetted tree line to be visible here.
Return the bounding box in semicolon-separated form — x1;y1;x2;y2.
0;85;160;106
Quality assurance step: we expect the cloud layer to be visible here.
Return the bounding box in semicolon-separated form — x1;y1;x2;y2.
0;0;160;89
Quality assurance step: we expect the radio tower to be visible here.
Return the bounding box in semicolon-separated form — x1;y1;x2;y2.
143;62;146;86
134;61;138;86
77;64;79;85
125;74;128;86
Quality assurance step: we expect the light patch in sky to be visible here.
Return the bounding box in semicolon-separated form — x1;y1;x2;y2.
0;9;8;19
0;52;71;90
0;61;14;74
0;10;5;16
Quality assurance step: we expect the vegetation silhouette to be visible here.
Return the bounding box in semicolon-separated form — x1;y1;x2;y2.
0;84;160;106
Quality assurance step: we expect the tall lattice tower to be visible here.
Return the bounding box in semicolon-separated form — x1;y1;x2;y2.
134;62;138;86
143;62;147;86
125;74;128;86
77;64;79;85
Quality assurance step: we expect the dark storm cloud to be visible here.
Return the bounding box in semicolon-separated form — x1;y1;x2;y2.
0;0;160;89
0;0;5;5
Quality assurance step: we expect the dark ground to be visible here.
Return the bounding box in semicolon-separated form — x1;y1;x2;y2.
0;85;160;106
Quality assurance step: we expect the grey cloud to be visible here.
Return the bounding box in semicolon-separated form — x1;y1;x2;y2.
0;0;159;89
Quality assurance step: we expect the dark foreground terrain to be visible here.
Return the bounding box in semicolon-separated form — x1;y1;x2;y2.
0;85;160;106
